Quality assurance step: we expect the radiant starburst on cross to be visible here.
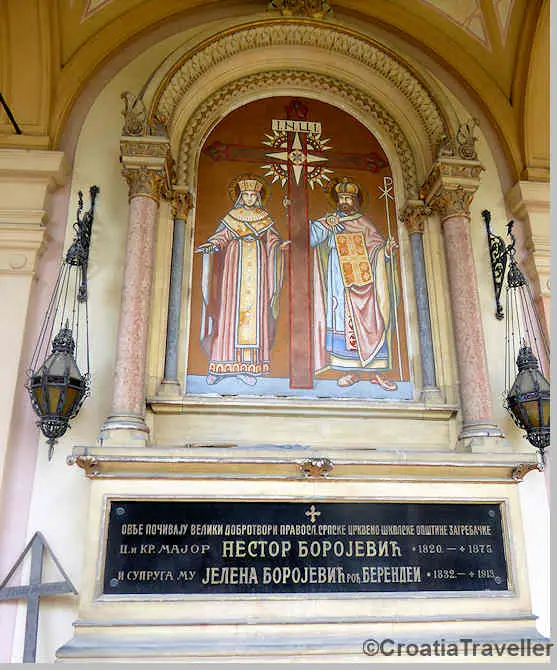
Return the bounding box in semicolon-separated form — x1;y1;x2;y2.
261;130;333;188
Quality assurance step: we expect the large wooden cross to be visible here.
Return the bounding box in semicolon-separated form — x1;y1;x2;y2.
203;99;387;388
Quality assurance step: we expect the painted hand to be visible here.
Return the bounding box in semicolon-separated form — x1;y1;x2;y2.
385;237;399;257
194;242;218;253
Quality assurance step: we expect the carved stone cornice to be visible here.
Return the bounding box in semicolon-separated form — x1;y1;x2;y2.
420;158;484;222
120;136;173;203
171;190;193;220
399;200;431;235
178;70;419;198
0;222;46;275
152;22;448;153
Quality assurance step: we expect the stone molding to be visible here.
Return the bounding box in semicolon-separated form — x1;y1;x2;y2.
178;70;419;197
151;21;448;153
0;149;67;275
505;180;550;299
0;223;47;275
399;200;431;235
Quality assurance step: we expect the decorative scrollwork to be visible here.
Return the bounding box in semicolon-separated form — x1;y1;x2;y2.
66;454;100;477
511;462;541;481
482;209;508;320
121;91;148;136
267;0;334;18
300;457;334;477
65;185;99;302
456;118;480;161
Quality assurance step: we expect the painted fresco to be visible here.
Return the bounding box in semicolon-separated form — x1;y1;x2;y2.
186;97;412;399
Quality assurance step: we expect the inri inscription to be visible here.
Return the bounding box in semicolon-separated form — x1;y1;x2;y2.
103;501;508;595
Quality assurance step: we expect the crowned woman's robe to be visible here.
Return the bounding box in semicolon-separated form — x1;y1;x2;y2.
200;205;286;378
310;209;398;374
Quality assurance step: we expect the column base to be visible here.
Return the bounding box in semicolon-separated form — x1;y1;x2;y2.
97;414;150;446
155;378;182;398
457;422;505;453
420;386;443;404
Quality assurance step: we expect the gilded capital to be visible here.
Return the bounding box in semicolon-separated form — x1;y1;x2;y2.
399;200;431;235
420;158;483;222
171;191;194;220
121;166;165;202
120;135;173;203
427;185;475;221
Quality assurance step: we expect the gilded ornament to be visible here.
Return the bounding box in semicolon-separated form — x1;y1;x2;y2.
66;454;100;477
300;458;334;477
171;191;194;219
267;0;334;18
399;202;431;235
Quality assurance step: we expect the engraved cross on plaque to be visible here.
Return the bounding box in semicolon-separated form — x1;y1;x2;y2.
305;504;321;523
0;532;77;663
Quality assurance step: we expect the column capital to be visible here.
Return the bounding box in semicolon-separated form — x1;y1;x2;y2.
120;136;174;203
170;189;193;220
399;199;431;235
419;159;484;221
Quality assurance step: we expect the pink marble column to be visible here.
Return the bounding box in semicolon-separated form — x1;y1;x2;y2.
423;171;503;445
100;165;165;444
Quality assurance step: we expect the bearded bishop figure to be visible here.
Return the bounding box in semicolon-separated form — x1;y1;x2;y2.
310;177;399;390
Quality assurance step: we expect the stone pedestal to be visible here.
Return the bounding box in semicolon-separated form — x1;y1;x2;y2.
59;445;545;663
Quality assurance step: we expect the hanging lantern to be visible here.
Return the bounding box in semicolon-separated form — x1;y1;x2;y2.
26;186;98;460
502;221;550;468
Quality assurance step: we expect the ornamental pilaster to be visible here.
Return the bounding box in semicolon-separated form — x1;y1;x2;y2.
100;135;174;446
399;199;438;399
505;180;550;334
419;156;503;449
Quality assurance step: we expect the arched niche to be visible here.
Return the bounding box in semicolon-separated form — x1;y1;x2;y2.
123;19;464;446
141;20;455;202
185;95;414;399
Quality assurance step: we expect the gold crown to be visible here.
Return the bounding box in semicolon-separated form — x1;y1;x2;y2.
334;178;360;195
237;178;264;193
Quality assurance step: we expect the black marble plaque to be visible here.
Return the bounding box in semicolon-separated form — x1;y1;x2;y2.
102;500;509;595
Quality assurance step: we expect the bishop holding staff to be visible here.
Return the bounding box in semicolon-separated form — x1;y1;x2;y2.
310;177;399;390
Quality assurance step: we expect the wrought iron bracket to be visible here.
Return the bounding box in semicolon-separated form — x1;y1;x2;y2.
482;209;508;320
65;185;99;302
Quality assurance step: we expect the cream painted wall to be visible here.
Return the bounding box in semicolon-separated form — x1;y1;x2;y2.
11;29;196;663
7;20;550;662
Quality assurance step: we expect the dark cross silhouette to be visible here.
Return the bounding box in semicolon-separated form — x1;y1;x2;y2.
203;99;388;388
0;532;77;663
